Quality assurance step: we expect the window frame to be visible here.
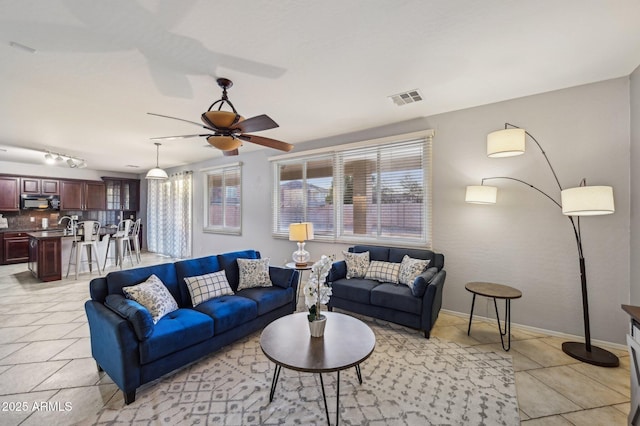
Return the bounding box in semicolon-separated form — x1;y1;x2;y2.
271;130;434;247
202;162;242;235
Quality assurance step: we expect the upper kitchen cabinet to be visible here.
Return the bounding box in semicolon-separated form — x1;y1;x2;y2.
104;178;140;211
0;176;19;211
60;180;106;210
21;178;59;195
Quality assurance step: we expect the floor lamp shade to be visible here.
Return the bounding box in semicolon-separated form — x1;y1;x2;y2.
465;185;497;204
487;128;526;158
561;186;615;216
289;222;314;266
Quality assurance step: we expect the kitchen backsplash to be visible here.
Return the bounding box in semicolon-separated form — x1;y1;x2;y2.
1;210;136;230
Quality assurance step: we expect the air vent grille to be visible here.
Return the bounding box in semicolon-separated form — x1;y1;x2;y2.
389;89;423;106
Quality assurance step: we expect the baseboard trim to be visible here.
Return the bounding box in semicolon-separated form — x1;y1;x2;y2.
440;308;627;352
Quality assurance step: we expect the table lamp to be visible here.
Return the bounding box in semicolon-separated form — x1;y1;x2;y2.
289;222;314;266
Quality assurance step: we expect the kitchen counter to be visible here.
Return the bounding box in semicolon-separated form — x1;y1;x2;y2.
26;230;71;239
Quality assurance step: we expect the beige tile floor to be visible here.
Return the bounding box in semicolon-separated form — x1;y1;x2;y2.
0;253;631;425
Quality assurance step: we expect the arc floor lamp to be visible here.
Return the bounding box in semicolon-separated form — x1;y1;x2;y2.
465;123;618;368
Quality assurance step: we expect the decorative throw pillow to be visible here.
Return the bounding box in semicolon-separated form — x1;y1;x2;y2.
122;274;178;324
343;251;370;279
398;255;431;287
184;270;234;306
237;258;273;291
365;261;401;283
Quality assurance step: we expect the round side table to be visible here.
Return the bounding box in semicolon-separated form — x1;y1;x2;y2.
465;281;522;351
285;262;313;312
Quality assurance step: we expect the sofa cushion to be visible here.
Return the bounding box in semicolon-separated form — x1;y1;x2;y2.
365;261;400;284
194;295;258;334
104;294;155;341
122;274;179;324
184;271;234;306
175;256;222;306
330;278;380;304
237;258;273;290
398;255;430;287
139;308;214;364
388;248;432;263
370;283;422;315
343;251;370;279
351;245;390;261
217;250;260;291
106;263;181;305
236;287;294;315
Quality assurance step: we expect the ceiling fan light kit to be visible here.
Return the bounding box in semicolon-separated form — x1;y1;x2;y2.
149;77;293;155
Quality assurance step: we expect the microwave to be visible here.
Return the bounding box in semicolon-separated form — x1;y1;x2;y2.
20;194;60;211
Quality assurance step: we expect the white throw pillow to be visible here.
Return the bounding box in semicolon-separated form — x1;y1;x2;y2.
122;274;178;324
398;255;431;287
237;258;273;290
365;261;401;284
184;270;234;306
343;251;370;279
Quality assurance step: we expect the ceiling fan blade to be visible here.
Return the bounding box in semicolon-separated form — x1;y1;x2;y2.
147;112;215;131
231;114;279;133
150;134;210;141
237;134;293;152
223;149;239;156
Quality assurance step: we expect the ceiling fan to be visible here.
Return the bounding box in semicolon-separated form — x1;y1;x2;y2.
148;78;293;156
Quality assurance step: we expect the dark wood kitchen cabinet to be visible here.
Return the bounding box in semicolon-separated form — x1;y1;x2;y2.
28;235;62;282
0;177;19;211
21;178;59;195
60;180;106;210
104;178;140;211
3;231;29;264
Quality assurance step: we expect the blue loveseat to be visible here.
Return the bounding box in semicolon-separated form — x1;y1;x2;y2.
84;250;298;404
327;245;446;338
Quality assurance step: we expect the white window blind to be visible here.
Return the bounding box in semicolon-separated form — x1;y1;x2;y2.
204;163;241;234
272;131;432;246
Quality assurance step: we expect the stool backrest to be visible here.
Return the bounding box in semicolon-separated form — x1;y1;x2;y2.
79;220;100;242
131;218;141;237
115;219;133;237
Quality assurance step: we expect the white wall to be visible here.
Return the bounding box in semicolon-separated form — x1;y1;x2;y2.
150;77;631;345
631;64;640;305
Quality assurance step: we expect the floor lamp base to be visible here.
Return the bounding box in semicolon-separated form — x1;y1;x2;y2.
562;341;619;368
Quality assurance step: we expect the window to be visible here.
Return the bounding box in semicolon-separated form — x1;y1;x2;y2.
204;163;241;234
272;131;433;246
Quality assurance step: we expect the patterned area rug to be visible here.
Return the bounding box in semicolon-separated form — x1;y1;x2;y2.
88;316;519;425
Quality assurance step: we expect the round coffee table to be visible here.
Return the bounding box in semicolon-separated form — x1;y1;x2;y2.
260;312;375;426
465;282;522;351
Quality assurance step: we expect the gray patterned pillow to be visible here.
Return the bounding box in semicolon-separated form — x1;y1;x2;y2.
184;270;234;306
365;261;401;283
122;274;178;324
237;258;273;291
398;255;431;287
343;251;370;279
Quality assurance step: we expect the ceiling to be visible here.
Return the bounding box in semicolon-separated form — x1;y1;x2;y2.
1;0;639;174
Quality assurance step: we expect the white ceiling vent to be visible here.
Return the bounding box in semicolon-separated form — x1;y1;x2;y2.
389;89;423;106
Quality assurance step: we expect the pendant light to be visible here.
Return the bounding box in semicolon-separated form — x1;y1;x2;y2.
146;142;168;180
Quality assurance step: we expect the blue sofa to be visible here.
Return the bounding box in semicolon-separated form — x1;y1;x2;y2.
84;250;298;404
327;245;446;338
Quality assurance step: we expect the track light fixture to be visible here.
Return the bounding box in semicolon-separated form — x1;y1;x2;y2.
42;151;87;168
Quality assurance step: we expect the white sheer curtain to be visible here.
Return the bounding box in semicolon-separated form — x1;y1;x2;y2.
146;171;192;258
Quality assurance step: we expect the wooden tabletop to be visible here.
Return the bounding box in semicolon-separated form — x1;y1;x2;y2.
622;304;640;323
285;262;314;271
465;282;522;299
260;312;376;373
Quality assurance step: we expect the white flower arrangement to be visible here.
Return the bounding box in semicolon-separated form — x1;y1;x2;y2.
303;255;334;322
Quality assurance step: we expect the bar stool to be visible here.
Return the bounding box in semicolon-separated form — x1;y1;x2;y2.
104;219;134;270
66;220;102;280
130;218;142;263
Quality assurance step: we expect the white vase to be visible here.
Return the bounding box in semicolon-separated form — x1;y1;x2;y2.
308;314;327;338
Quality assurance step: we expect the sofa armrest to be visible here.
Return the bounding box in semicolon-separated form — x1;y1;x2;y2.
327;260;347;283
420;269;447;333
85;300;141;395
269;266;298;289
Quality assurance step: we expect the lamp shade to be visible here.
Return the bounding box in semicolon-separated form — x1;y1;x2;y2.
487;128;526;158
561;186;614;216
289;222;314;241
146;167;169;180
465;185;497;204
